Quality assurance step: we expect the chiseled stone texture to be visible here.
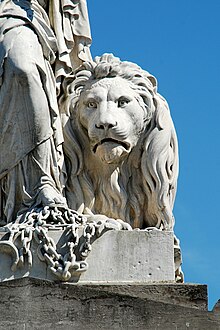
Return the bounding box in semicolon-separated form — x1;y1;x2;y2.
64;54;179;233
0;230;175;283
0;278;219;330
80;230;175;283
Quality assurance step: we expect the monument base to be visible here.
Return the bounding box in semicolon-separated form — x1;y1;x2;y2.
0;277;219;330
0;229;175;283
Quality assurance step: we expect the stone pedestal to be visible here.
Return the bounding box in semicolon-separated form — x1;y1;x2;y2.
0;278;219;330
2;227;218;329
0;229;175;283
0;228;219;329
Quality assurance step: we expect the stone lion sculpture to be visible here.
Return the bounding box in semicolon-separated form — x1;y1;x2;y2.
61;54;178;231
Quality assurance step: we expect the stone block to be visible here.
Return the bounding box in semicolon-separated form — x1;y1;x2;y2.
0;278;219;330
0;229;175;283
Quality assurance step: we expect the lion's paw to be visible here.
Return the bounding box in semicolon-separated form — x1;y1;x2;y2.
85;214;132;236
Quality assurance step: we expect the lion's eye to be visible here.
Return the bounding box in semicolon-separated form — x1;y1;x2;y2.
87;101;97;109
118;98;130;107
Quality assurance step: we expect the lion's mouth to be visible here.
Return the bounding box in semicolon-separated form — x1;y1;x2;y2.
93;138;130;153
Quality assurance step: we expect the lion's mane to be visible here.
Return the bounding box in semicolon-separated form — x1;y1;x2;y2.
61;54;178;230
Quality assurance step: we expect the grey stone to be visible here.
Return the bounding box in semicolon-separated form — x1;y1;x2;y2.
0;0;92;225
0;229;175;283
0;3;182;283
63;54;179;233
0;277;219;330
61;54;183;280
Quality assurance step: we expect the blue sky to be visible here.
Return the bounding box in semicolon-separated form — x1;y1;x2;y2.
88;0;220;309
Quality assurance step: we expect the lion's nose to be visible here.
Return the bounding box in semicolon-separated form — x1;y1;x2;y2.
95;120;117;130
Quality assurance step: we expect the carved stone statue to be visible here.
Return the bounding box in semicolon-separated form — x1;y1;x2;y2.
0;3;183;283
62;54;178;231
0;0;92;225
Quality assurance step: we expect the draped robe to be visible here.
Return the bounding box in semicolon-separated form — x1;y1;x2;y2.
0;0;91;224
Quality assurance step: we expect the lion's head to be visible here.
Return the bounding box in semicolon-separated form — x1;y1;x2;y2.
61;54;178;230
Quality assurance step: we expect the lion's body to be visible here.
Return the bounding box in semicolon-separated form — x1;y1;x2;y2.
64;132;154;229
61;54;178;230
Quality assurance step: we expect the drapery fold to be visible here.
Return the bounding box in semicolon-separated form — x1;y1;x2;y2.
0;0;92;223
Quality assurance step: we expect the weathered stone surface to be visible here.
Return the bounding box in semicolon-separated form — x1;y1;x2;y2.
63;54;178;233
0;3;182;287
80;230;175;283
0;1;92;225
0;278;219;330
62;54;183;280
0;230;175;283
